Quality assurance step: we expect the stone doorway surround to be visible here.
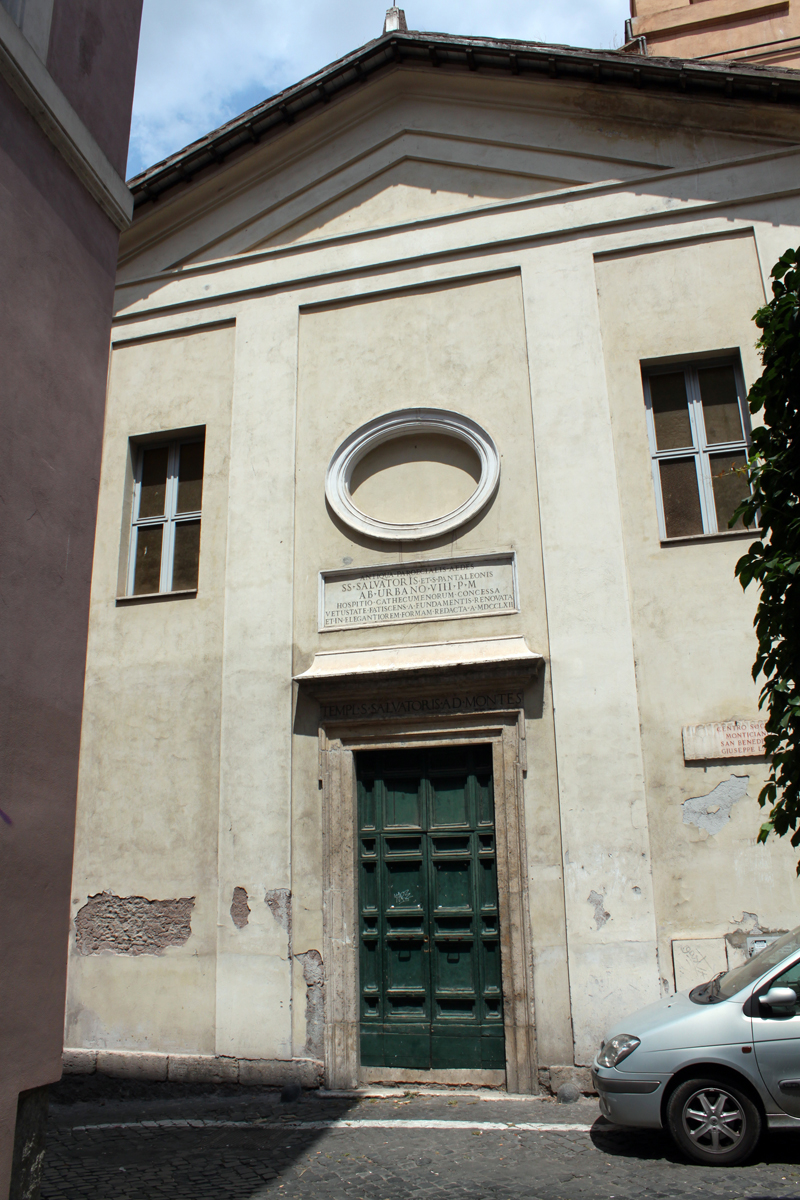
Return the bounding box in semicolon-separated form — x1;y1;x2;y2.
295;636;542;1093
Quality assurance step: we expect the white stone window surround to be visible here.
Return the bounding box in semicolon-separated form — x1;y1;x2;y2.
325;408;501;542
642;354;752;542
126;435;205;597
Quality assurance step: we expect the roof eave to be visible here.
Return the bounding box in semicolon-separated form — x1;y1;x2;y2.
129;28;800;211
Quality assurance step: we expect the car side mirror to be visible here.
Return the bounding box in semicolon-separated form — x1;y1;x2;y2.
761;986;797;1009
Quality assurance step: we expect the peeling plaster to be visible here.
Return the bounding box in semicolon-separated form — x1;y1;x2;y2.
726;911;788;953
230;887;250;929
295;949;324;1060
266;888;292;956
682;774;749;835
74;893;195;956
738;911;761;930
588;890;610;930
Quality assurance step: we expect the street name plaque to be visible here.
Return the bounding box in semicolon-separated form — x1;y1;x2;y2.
320;553;518;631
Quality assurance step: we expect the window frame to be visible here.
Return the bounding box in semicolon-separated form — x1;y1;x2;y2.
642;356;751;542
760;957;800;1015
126;436;204;597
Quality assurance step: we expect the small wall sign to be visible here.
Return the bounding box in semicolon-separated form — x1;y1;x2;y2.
682;720;767;761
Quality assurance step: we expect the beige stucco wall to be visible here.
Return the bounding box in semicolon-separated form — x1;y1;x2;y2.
66;60;800;1085
290;272;571;1068
596;230;799;988
67;323;235;1054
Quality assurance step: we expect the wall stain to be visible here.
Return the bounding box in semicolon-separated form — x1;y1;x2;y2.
74;892;194;956
683;774;749;835
78;10;104;76
588;890;610;930
230;887;250;929
295;950;324;1059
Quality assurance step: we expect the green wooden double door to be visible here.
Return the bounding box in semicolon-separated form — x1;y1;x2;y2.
357;744;505;1071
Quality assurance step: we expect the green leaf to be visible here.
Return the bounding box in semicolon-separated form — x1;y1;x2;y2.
739;246;800;872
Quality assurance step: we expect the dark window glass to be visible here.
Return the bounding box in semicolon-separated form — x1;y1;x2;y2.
698;365;743;445
710;453;748;531
650;372;693;450
659;458;703;538
139;446;169;518
172;521;201;590
133;525;163;594
769;960;800;1013
177;441;204;514
715;928;800;1000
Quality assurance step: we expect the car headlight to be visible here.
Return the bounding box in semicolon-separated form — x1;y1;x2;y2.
596;1034;641;1068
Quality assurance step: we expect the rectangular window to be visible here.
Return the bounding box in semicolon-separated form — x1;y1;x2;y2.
643;359;751;540
127;436;204;596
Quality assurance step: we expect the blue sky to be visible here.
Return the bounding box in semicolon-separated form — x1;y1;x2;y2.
127;1;632;179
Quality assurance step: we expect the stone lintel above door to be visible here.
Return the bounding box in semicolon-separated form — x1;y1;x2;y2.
296;634;541;688
295;636;543;732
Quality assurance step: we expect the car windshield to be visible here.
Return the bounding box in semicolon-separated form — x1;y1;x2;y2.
712;926;800;1001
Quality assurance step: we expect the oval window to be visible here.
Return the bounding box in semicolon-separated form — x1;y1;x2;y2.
349;432;482;526
325;409;500;542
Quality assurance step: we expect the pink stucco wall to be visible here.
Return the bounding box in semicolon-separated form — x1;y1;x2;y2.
0;4;142;1193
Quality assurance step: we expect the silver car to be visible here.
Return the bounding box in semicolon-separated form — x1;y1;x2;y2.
592;925;800;1166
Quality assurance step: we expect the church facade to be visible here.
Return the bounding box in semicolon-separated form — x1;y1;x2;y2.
64;15;800;1092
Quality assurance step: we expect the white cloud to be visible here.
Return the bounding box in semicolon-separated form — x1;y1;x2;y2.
128;0;631;178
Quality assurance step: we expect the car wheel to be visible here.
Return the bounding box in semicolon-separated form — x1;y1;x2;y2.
666;1076;762;1166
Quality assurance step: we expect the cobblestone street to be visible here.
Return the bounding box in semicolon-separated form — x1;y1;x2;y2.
40;1081;800;1200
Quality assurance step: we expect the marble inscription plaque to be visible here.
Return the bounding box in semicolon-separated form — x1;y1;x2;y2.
682;720;767;761
320;554;517;630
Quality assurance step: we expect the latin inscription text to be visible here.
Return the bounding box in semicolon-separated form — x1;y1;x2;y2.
322;556;517;629
321;691;525;722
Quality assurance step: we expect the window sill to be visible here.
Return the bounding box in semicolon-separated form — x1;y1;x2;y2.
660;529;760;547
116;589;198;606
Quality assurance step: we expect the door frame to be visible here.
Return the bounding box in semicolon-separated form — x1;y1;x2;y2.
318;706;536;1092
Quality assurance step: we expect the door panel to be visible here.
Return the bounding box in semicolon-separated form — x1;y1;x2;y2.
753;956;800;1117
384;776;423;828
357;744;505;1072
430;774;470;827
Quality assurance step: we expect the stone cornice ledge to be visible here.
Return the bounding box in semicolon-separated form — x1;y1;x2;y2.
295;635;543;683
0;5;132;229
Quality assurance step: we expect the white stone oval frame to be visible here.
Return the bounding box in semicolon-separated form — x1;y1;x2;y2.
325;408;500;542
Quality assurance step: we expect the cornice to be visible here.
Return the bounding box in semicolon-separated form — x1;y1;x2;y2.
128;28;800;213
0;4;132;229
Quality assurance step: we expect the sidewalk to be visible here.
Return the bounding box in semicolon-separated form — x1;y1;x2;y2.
41;1078;800;1199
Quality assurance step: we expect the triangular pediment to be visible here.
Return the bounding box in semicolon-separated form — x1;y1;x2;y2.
245;155;579;251
118;60;794;280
